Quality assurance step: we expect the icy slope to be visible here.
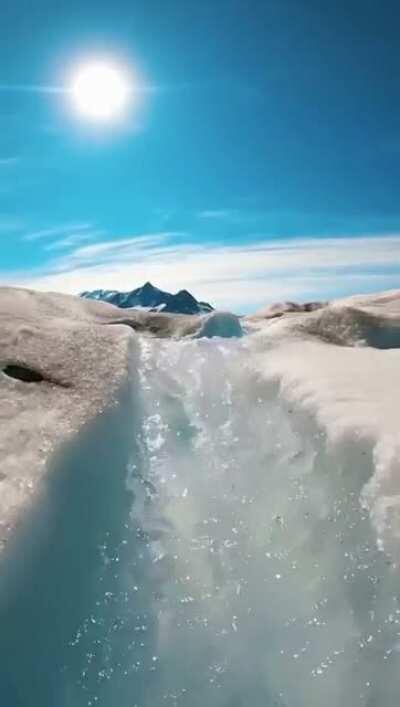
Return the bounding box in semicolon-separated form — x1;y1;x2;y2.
248;288;400;556
0;286;134;554
0;287;241;553
1;286;400;706
6;332;397;707
122;335;400;707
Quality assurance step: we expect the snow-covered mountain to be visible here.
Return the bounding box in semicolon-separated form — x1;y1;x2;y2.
80;281;214;314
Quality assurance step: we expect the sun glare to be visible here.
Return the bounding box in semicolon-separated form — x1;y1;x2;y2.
70;61;131;121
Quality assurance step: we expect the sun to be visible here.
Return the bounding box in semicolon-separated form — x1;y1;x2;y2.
70;61;131;121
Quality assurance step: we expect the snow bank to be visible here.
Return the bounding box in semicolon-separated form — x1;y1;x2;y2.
0;286;135;554
248;289;400;556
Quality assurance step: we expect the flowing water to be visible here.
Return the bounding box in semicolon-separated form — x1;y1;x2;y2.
1;335;399;706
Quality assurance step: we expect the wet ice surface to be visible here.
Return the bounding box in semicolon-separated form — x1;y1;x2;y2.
53;336;400;707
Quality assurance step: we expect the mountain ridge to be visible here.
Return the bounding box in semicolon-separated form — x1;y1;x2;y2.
80;281;214;314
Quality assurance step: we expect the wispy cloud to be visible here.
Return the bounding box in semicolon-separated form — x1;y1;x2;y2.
6;232;400;312
23;223;93;242
43;231;103;251
51;232;184;270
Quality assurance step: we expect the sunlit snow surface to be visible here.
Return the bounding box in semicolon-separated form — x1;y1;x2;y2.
19;334;398;707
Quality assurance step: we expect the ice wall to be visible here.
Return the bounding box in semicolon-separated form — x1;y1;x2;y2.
119;337;400;707
0;383;139;706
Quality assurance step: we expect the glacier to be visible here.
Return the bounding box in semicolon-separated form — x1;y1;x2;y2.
1;287;400;706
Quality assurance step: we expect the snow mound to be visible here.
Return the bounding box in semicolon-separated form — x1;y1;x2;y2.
196;311;243;339
248;288;400;349
296;304;400;348
249;289;400;556
250;299;326;319
0;286;135;554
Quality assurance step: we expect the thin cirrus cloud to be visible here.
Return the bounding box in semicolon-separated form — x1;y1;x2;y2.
51;232;185;270
23;222;94;242
8;231;400;312
43;232;104;252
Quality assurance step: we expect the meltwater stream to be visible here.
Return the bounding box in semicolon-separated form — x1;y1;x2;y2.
2;335;400;706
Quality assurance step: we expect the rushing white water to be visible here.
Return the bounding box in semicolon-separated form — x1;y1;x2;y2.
2;333;400;706
57;335;400;707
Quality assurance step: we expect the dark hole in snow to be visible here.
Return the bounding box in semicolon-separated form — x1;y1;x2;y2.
3;365;45;383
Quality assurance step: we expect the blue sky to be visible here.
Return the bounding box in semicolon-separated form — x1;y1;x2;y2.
1;0;400;311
